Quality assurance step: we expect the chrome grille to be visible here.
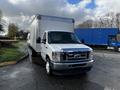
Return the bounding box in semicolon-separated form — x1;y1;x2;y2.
61;52;89;60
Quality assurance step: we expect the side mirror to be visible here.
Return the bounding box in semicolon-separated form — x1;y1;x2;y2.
81;39;85;43
36;37;41;43
42;39;46;44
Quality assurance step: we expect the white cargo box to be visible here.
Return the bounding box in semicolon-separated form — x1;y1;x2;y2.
29;15;74;52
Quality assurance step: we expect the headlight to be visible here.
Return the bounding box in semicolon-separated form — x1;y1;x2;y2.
89;51;93;60
52;52;61;61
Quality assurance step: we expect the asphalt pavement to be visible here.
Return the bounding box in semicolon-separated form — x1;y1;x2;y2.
0;50;120;90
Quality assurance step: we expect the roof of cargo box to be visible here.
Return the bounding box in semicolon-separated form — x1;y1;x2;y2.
31;14;74;23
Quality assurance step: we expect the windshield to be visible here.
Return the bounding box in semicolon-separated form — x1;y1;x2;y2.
48;31;81;44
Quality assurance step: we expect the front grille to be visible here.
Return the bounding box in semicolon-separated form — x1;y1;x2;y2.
61;52;89;60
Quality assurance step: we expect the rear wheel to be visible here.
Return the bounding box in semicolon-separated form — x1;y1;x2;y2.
46;58;52;75
114;47;119;52
31;49;37;57
28;46;37;57
28;46;37;63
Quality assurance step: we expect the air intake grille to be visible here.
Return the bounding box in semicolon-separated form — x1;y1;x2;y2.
61;52;89;60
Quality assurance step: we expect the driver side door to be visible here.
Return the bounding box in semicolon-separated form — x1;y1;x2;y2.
41;32;47;60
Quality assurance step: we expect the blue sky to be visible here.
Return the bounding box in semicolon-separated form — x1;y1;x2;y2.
85;0;96;9
67;0;81;4
68;0;96;9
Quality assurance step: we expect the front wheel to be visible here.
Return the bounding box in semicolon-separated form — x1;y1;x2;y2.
46;59;52;75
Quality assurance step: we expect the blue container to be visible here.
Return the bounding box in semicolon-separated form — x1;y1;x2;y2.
75;28;119;46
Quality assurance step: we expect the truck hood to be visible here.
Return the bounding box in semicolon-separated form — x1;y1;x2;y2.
49;44;92;52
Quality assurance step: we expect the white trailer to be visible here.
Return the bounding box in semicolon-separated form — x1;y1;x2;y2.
28;14;94;75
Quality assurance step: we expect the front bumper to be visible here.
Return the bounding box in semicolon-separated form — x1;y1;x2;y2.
51;59;94;71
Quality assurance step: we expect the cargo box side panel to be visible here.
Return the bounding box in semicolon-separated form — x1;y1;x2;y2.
35;19;41;52
30;18;41;52
92;28;119;45
98;29;108;45
75;29;93;45
92;29;105;45
39;16;74;39
75;28;119;46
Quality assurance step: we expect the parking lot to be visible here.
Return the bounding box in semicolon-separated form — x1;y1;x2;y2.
0;50;120;90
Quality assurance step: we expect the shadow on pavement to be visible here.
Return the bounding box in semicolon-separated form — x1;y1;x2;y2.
31;56;104;90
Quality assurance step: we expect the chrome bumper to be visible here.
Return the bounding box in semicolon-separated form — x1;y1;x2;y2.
51;59;94;70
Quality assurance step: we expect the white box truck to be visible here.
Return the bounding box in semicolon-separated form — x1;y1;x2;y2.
28;14;94;75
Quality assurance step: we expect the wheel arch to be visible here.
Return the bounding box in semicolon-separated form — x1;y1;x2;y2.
46;55;50;61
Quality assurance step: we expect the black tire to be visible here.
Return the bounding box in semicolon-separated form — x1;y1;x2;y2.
46;58;52;75
29;46;38;57
83;67;92;75
114;47;119;52
86;67;92;72
31;49;38;57
28;46;37;63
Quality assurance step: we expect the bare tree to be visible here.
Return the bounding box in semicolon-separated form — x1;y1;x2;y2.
77;20;93;28
0;10;3;32
116;13;120;29
0;10;2;22
99;17;104;28
96;12;118;28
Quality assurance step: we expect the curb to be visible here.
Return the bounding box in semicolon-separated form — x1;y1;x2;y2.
16;53;29;63
0;61;17;67
0;54;29;67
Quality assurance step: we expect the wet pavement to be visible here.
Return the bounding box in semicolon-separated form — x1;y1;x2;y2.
0;50;120;90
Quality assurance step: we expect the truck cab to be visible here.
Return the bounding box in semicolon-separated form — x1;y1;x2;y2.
108;34;120;51
40;30;94;75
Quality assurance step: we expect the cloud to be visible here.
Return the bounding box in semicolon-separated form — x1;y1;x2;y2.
94;0;120;17
0;0;94;30
8;0;27;5
0;0;120;31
